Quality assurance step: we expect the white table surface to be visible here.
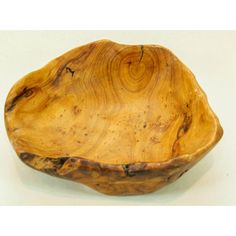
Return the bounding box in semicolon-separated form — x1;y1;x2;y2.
0;31;234;205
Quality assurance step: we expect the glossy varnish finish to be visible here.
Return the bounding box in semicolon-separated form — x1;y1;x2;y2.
5;40;223;195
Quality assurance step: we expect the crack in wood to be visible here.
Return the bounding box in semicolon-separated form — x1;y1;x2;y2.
66;67;75;77
139;45;144;63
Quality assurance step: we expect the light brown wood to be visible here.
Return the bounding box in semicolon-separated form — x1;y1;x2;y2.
4;40;223;195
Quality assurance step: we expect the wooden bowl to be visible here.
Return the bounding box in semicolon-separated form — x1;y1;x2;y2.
4;40;223;195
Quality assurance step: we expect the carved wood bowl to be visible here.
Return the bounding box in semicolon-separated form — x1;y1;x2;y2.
4;40;223;195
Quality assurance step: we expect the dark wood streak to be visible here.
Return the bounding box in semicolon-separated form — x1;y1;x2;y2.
171;112;192;157
19;152;69;176
5;87;34;112
19;152;36;161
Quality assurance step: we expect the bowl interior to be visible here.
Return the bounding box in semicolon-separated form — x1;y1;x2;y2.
5;41;219;164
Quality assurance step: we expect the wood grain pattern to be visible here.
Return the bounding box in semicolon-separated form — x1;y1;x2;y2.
4;40;223;195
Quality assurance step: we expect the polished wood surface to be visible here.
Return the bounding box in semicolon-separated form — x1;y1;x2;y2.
5;40;223;195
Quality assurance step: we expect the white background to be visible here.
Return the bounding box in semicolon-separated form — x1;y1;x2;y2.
0;31;234;205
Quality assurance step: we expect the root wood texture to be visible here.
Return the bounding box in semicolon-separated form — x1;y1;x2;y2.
4;40;223;195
